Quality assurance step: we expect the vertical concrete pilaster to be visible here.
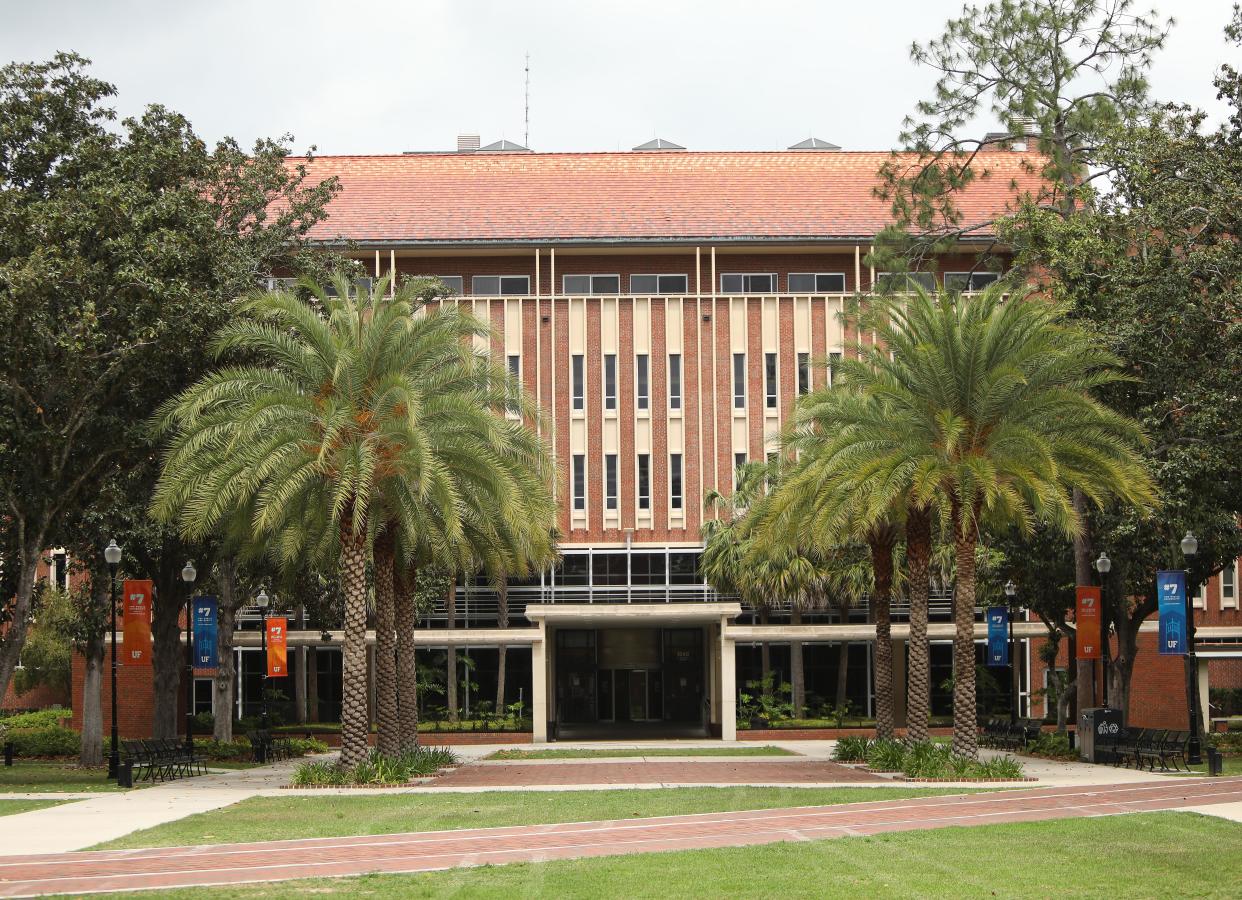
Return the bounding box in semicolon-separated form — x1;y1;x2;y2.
721;625;736;742
532;622;548;743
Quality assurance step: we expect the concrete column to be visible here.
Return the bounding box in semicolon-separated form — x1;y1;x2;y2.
721;629;737;742
1198;657;1211;733
708;624;721;727
294;645;308;724
532;624;548;743
891;637;907;729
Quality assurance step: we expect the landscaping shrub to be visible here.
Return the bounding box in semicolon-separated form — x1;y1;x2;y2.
866;738;907;771
979;755;1026;779
0;707;69;729
1209;731;1242;755
900;741;952;778
290;746;458;787
831;736;871;762
1027;732;1075;760
6;725;80;757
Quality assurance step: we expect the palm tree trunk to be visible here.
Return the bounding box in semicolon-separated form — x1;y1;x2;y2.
905;504;933;743
372;534;400;756
950;501;980;759
445;576;458;723
869;526;897;741
790;607;805;718
394;569;419;751
339;519;371;768
495;577;509;715
758;607;772;696
214;555;238;743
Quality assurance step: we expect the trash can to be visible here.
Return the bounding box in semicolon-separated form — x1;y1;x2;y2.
1079;707;1124;763
1206;746;1223;777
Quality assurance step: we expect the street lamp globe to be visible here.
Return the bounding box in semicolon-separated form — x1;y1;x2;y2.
104;539;122;566
1181;531;1198;558
256;588;269;610
1004;579;1016;598
181;561;197;584
1095;552;1111;574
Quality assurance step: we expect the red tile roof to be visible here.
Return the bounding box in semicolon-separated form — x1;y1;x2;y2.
291;151;1045;246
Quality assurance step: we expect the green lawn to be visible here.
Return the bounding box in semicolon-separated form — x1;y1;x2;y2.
484;746;796;760
98;812;1241;898
1176;755;1242;777
93;786;978;850
0;798;71;816
0;761;131;793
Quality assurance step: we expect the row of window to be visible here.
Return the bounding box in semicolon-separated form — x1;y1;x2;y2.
572;453;684;513
562;349;839;413
416;271;1000;297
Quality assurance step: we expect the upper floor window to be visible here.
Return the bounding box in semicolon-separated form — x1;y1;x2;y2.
506;355;521;415
572;455;586;512
944;271;1001;292
571;354;585;411
1223;563;1238;609
563;274;620;295
605;454;619;511
636;354;650;411
732;353;746;409
764;352;778;409
797;352;810;395
472;275;530;296
788;273;846;293
668;353;682;410
670;454;683;510
637;454;651;510
433;275;464;295
630;274;689;294
720;273;776;294
875;272;936;293
829;350;842;386
734;452;747;488
604;354;617;410
324;277;374;297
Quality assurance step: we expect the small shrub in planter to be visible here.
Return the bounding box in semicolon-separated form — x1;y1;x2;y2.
0;707;69;730
901;741;952;778
291;747;459;787
1026;732;1075;760
832;736;871;762
7;725;80;757
866;738;907;771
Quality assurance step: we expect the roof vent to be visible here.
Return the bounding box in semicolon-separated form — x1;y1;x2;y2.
457;134;480;152
632;137;685;151
788;137;841;151
478;139;531;153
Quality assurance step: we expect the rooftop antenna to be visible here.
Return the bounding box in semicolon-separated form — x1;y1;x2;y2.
524;52;530;148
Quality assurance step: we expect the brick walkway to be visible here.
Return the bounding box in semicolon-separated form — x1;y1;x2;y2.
430;759;887;786
0;777;1238;897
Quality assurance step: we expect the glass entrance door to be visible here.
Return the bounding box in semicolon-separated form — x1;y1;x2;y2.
628;669;648;720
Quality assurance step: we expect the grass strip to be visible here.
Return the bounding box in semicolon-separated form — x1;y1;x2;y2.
484;746;797;760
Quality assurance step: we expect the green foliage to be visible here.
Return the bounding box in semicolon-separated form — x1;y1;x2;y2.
1027;732;1075;760
290;747;458;787
0;707;68;729
866;738;908;771
831;736;872;762
900;741;952;778
6;725;80;757
736;674;793;726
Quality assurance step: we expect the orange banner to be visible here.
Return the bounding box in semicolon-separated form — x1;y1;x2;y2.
122;579;153;667
266;617;288;677
1076;586;1101;660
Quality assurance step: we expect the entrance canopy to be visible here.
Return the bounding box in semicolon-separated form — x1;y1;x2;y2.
524;602;742;628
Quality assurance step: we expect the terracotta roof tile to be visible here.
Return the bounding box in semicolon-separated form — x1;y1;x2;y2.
290;151;1044;245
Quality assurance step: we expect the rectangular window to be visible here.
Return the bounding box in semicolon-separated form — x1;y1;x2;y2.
670;453;683;510
829;350;842;386
506;354;521;414
604;354;617;410
668;353;682;410
605;454;618;511
944;271;1001;292
630;274;689;294
435;275;464;295
734;452;747;488
788;273;847;293
637;454;651;510
733;353;746;409
323;277;374;297
52;551;68;592
471;275;530;296
1223;563;1238;609
572;455;586;511
572;354;585;411
636;354;650;411
797;352;810;395
563;274;620;295
764;352;778;409
875;272;936;293
720;273;776;294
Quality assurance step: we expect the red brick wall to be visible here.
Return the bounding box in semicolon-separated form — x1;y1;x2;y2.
69;650;178;738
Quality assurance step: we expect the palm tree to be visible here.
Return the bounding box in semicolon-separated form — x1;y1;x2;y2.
153;274;554;765
767;286;1155;757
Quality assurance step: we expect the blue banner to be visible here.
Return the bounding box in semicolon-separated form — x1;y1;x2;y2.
986;607;1009;667
193;596;218;669
1157;571;1188;656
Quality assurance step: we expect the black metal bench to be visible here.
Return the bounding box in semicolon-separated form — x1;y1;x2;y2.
247;729;294;763
1141;730;1190;772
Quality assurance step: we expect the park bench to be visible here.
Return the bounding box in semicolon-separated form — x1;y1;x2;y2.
246;729;294;763
1140;730;1190;772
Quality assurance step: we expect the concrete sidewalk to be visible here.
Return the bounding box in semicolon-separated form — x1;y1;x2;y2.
0;759;306;857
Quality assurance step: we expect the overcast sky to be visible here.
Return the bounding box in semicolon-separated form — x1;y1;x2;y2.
1;1;1236;155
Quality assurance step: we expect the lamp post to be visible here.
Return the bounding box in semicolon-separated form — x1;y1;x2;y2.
104;539;122;779
1095;552;1112;708
256;588;270;739
1181;531;1203;765
181;561;197;753
1004;580;1018;725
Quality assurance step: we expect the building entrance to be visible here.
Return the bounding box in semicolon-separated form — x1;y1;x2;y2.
554;626;706;738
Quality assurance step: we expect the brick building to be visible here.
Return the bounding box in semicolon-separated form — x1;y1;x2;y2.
65;140;1242;740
